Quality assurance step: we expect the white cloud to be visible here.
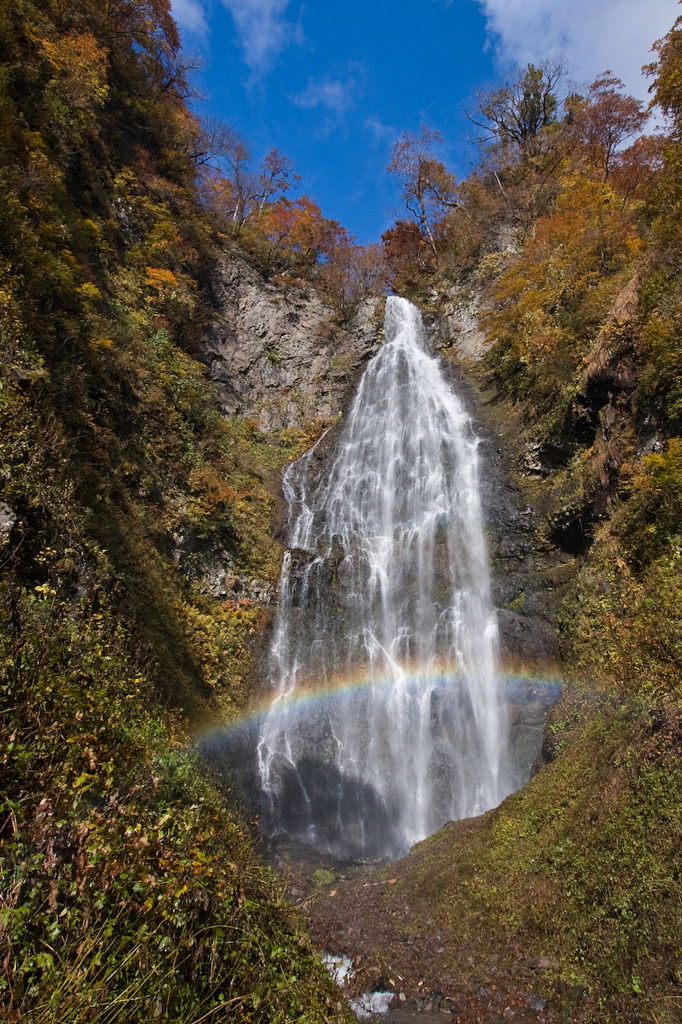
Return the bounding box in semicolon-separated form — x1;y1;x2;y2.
170;0;208;36
221;0;297;72
476;0;679;100
293;76;357;115
365;117;396;143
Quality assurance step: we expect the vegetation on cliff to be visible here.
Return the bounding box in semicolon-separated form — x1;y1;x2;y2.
345;17;682;1023
0;1;354;1019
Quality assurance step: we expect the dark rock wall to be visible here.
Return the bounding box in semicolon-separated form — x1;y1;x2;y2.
423;306;566;675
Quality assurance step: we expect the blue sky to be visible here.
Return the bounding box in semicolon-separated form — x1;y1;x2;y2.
171;0;680;244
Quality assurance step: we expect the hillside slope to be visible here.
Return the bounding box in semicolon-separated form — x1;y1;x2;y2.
0;2;363;1020
303;28;682;1024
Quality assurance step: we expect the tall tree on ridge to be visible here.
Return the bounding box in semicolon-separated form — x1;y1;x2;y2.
470;60;566;161
387;126;457;257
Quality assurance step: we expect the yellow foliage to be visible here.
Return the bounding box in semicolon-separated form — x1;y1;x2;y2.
78;281;102;302
42;33;109;108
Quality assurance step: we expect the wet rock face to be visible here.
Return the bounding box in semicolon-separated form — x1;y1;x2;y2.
433;287;492;361
481;463;564;671
0;502;16;546
203;257;381;431
506;681;561;788
432;361;563;674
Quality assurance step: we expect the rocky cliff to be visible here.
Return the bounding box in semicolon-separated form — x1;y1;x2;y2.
204;257;382;431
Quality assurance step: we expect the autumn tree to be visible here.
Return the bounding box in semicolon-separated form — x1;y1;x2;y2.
482;175;644;423
458;61;569;241
320;241;386;310
432;174;494;276
251;195;344;273
646;16;682;133
66;0;190;107
382;219;435;293
563;74;647;181
347;243;386;299
607;134;663;203
197;123;293;231
194;118;367;299
256;148;295;215
41;32;110;109
634;15;682;431
471;61;566;159
387;126;457;256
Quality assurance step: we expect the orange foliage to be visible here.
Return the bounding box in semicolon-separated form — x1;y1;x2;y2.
188;466;236;516
145;267;180;291
382;220;434;292
486;179;643;359
387;126;457;255
646;15;682;133
563;74;647;182
256;195;342;264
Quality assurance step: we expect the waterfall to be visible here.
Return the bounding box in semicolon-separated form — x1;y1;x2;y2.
256;297;509;861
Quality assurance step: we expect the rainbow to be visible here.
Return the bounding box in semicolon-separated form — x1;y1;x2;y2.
194;657;563;744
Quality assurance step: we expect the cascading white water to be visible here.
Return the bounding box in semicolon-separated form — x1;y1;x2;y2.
257;297;510;861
